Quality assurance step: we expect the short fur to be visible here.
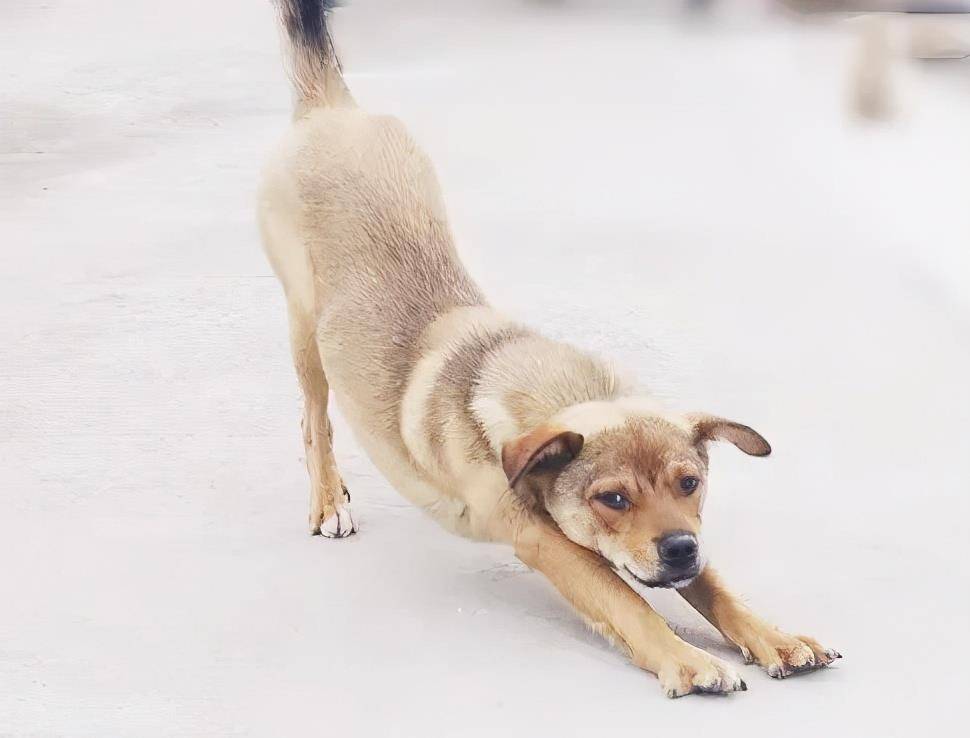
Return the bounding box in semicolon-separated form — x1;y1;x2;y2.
259;1;840;696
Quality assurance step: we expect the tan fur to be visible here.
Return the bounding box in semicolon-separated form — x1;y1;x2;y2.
259;6;839;695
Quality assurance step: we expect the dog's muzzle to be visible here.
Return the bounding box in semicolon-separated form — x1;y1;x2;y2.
622;532;702;588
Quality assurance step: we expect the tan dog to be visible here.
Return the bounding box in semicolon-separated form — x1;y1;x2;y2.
259;0;840;698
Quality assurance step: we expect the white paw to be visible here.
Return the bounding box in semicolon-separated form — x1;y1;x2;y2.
319;505;357;539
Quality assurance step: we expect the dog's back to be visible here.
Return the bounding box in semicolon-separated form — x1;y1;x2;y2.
259;1;485;447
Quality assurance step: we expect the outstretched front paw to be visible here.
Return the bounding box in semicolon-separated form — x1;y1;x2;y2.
738;630;841;679
657;645;748;698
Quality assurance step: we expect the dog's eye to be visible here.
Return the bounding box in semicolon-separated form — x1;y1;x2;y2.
594;492;631;511
680;476;700;494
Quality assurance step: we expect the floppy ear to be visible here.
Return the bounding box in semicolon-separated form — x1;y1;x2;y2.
501;425;585;488
687;414;771;457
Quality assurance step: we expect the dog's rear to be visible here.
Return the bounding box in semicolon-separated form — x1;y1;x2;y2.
260;1;486;534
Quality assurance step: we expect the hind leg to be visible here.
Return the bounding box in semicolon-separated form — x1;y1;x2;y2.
289;304;356;537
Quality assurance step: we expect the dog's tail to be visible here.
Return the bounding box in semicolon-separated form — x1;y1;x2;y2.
276;0;354;115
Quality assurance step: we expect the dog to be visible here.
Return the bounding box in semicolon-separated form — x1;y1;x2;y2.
259;0;840;698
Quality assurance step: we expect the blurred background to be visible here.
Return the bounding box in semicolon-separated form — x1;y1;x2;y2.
2;1;968;736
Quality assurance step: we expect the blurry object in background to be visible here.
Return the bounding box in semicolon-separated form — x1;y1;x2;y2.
909;13;970;57
852;14;895;119
686;0;717;12
779;3;970;119
832;5;970;121
781;0;970;10
524;1;968;126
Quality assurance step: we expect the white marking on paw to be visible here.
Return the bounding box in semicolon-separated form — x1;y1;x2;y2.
320;506;357;539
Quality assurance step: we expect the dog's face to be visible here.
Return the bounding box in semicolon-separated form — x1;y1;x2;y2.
503;411;770;588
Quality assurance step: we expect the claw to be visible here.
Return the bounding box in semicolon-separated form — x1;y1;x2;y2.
319;506;357;538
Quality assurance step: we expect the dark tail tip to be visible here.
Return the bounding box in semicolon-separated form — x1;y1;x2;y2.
281;0;339;53
277;0;352;109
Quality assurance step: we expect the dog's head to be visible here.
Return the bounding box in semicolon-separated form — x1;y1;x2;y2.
502;404;770;588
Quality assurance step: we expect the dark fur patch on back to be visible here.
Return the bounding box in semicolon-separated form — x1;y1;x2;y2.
423;326;532;470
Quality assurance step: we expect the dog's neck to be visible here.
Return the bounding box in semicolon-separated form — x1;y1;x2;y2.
470;337;630;456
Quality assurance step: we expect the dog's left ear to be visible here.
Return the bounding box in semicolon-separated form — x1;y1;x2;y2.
501;425;585;488
687;414;771;457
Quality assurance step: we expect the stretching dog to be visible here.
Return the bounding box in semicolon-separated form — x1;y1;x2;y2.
259;0;840;697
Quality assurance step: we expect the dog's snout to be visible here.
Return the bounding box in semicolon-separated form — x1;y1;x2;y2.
657;532;698;567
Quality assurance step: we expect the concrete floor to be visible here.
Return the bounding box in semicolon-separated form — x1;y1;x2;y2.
2;1;969;735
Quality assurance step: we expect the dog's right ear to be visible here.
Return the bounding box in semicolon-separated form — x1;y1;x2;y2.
501;426;584;488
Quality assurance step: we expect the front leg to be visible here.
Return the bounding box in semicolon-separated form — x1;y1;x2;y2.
680;567;841;678
514;522;747;698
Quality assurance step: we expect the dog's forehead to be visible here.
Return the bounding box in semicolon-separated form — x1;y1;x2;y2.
584;418;697;473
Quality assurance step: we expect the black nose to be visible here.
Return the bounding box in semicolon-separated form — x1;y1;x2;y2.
657;532;698;568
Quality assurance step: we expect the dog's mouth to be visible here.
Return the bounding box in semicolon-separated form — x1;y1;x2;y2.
623;565;699;589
